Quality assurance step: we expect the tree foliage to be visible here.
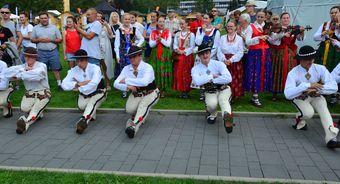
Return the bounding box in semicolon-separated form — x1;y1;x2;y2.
0;0;179;15
194;0;214;13
0;0;101;15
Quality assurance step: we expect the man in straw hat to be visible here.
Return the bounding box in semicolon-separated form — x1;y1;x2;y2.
114;46;160;138
284;45;340;149
191;44;234;134
61;49;107;134
0;59;13;118
5;47;50;134
245;0;257;23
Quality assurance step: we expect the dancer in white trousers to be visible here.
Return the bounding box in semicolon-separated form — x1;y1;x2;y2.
284;45;340;149
0;60;13;118
331;63;340;128
114;46;160;138
5;47;50;134
191;44;234;133
61;49;107;134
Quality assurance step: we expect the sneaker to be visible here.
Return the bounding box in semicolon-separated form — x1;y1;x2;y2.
125;126;135;138
76;118;88;134
16;119;26;134
122;91;127;98
251;98;263;108
182;92;189;99
330;97;338;105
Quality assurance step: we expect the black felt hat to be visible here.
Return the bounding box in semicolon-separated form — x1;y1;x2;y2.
296;45;317;60
127;46;143;58
72;49;91;59
23;47;38;57
197;44;212;54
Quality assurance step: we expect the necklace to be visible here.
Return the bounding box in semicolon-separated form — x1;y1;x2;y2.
226;34;236;43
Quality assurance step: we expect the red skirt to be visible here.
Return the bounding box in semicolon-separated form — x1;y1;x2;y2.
173;54;194;92
226;54;244;98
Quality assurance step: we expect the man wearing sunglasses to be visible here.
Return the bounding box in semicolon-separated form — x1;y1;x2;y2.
0;5;22;46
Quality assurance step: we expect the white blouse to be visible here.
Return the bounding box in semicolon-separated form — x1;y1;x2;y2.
149;30;172;48
217;34;244;63
173;31;195;56
195;27;221;59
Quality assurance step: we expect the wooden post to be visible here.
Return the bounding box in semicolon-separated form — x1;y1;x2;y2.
63;0;70;12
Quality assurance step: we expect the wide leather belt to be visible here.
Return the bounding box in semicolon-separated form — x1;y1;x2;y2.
25;90;51;100
80;89;106;99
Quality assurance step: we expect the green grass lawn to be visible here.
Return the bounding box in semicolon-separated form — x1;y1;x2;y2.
0;170;281;184
9;49;340;113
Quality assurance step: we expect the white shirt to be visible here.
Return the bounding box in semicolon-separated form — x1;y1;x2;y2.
314;21;340;42
114;25;145;59
61;63;103;95
191;59;232;86
173;31;195;56
331;63;340;84
284;64;338;100
114;61;155;92
0;60;9;90
195;27;221;59
245;21;265;46
149;30;172;48
132;22;145;36
217;34;244;63
19;24;36;48
80;20;102;60
5;62;49;91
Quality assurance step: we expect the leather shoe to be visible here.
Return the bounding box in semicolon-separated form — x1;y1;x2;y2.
76;118;88;134
327;140;340;149
16;119;26;134
125;126;135;138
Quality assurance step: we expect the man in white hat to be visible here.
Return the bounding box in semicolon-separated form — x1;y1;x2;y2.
245;0;257;23
61;49;107;134
191;44;234;133
0;59;13;118
284;45;339;149
5;47;51;134
114;46;160;138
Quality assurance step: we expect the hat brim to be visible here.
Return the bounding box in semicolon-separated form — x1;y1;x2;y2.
197;47;212;54
23;53;38;57
245;4;257;7
127;50;143;58
71;56;92;59
295;52;318;60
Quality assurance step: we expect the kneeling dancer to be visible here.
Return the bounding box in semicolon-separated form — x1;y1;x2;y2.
284;45;340;149
0;60;13;118
191;44;234;133
114;46;160;138
5;47;50;134
61;49;107;134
